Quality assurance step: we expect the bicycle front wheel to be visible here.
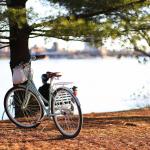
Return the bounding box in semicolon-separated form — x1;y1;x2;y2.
51;87;83;138
4;86;44;128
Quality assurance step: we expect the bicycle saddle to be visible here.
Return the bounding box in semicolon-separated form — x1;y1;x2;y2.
46;72;62;78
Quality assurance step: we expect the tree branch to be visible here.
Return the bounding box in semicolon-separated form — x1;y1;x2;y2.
0;30;9;32
0;0;6;2
32;29;50;32
0;41;9;44
0;36;9;39
134;47;150;57
74;0;147;19
0;44;9;49
30;32;46;37
122;26;150;32
0;0;6;6
0;3;6;6
30;0;148;31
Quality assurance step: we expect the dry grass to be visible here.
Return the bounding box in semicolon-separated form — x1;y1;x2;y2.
0;108;150;150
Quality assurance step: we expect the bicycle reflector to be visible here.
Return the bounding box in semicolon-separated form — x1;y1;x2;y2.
72;86;77;96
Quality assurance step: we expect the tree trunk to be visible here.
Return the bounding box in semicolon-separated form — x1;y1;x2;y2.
6;0;31;68
6;0;31;118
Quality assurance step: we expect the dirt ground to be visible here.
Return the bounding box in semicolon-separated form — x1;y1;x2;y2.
0;108;150;150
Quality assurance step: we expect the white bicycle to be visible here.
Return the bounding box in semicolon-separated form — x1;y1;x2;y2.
4;57;83;138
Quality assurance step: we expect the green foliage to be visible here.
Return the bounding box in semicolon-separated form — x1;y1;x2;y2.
39;0;150;49
6;8;27;28
48;0;149;16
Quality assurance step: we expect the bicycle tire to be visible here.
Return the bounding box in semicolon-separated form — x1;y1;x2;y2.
4;86;44;128
51;87;83;138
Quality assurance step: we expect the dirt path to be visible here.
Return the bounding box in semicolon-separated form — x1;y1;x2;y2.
0;108;150;150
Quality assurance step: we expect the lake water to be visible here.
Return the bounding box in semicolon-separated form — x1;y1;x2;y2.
0;57;150;119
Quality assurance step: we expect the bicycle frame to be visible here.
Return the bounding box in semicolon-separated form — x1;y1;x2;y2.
22;75;58;118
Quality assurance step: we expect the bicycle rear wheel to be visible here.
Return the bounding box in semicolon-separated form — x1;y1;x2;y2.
4;86;44;128
51;87;83;138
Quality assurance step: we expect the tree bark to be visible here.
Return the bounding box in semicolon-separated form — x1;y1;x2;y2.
6;0;31;118
6;0;31;69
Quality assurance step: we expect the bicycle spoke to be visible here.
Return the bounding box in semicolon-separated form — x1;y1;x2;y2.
4;87;43;128
52;88;82;138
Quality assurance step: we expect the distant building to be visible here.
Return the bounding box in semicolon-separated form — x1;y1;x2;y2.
52;42;58;51
30;45;47;55
100;47;108;57
47;42;59;52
